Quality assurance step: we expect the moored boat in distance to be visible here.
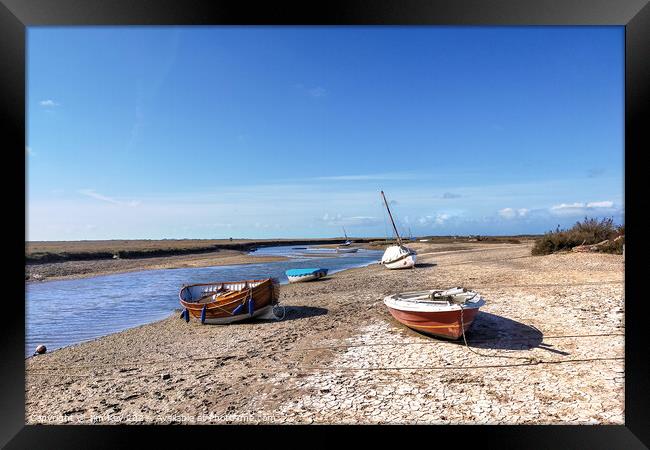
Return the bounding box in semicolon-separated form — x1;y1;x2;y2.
379;190;417;269
336;246;359;253
384;287;485;339
340;226;352;246
286;268;328;283
179;278;279;324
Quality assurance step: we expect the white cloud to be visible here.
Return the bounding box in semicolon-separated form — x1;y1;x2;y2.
586;201;614;208
418;213;450;226
39;99;60;107
442;192;461;199
296;84;327;99
321;213;379;227
551;202;585;211
498;208;516;219
586;168;606;178
26;146;34;156
313;173;411;181
550;200;616;216
499;208;529;219
79;189;140;207
308;86;326;98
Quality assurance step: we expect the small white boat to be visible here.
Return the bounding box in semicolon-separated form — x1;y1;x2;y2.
336;247;359;253
379;191;417;270
286;268;328;283
384;288;485;339
384;287;485;339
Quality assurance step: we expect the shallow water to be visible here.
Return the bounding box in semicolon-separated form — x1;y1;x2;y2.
25;245;382;356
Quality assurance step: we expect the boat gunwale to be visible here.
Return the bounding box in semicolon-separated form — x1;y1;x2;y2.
179;278;275;311
285;268;328;277
384;292;485;312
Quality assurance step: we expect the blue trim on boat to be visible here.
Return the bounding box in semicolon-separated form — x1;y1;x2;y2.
285;268;328;277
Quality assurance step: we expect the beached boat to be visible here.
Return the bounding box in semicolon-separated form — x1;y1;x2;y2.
179;278;279;324
380;191;417;269
336;246;359;253
384;287;485;339
381;244;416;269
340;227;352;246
286;268;328;283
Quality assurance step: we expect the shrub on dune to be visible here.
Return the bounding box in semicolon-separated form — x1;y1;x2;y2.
532;217;624;256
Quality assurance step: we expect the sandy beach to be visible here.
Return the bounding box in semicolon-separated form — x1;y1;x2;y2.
25;242;624;424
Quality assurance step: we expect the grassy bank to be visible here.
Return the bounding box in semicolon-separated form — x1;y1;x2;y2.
25;238;378;264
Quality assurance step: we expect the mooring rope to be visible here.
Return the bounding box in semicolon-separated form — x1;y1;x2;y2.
26;356;624;380
27;329;623;373
458;304;540;364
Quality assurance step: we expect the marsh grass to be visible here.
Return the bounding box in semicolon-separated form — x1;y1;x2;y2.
532;218;624;255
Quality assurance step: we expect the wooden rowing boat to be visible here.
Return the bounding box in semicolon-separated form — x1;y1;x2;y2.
384;287;485;339
179;278;279;324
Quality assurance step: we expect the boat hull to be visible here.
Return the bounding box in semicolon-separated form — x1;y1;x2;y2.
201;305;274;324
383;253;416;269
286;269;328;283
381;245;417;269
386;305;480;339
179;278;279;324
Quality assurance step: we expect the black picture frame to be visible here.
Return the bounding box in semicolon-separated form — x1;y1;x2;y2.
2;0;648;447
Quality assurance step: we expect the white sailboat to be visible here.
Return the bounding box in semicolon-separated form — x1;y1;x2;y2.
336;226;358;253
380;191;417;269
341;227;352;246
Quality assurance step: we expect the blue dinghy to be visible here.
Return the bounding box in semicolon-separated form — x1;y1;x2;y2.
285;268;328;283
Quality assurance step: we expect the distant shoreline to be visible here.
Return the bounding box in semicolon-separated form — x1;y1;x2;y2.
26;235;532;262
25;237;531;283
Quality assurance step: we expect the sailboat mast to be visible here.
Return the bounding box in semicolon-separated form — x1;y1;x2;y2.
342;226;348;240
381;191;403;246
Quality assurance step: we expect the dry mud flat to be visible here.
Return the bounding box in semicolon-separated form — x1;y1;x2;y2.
25;242;624;425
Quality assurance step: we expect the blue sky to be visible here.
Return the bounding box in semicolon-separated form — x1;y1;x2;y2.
27;26;624;240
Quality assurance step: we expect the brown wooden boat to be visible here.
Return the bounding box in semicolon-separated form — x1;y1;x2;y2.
384;288;485;339
179;278;280;324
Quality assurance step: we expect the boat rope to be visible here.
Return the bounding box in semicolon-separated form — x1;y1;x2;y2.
458;304;540;364
272;303;286;320
26;328;623;372
292;356;624;372
202;300;235;316
27;356;623;378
